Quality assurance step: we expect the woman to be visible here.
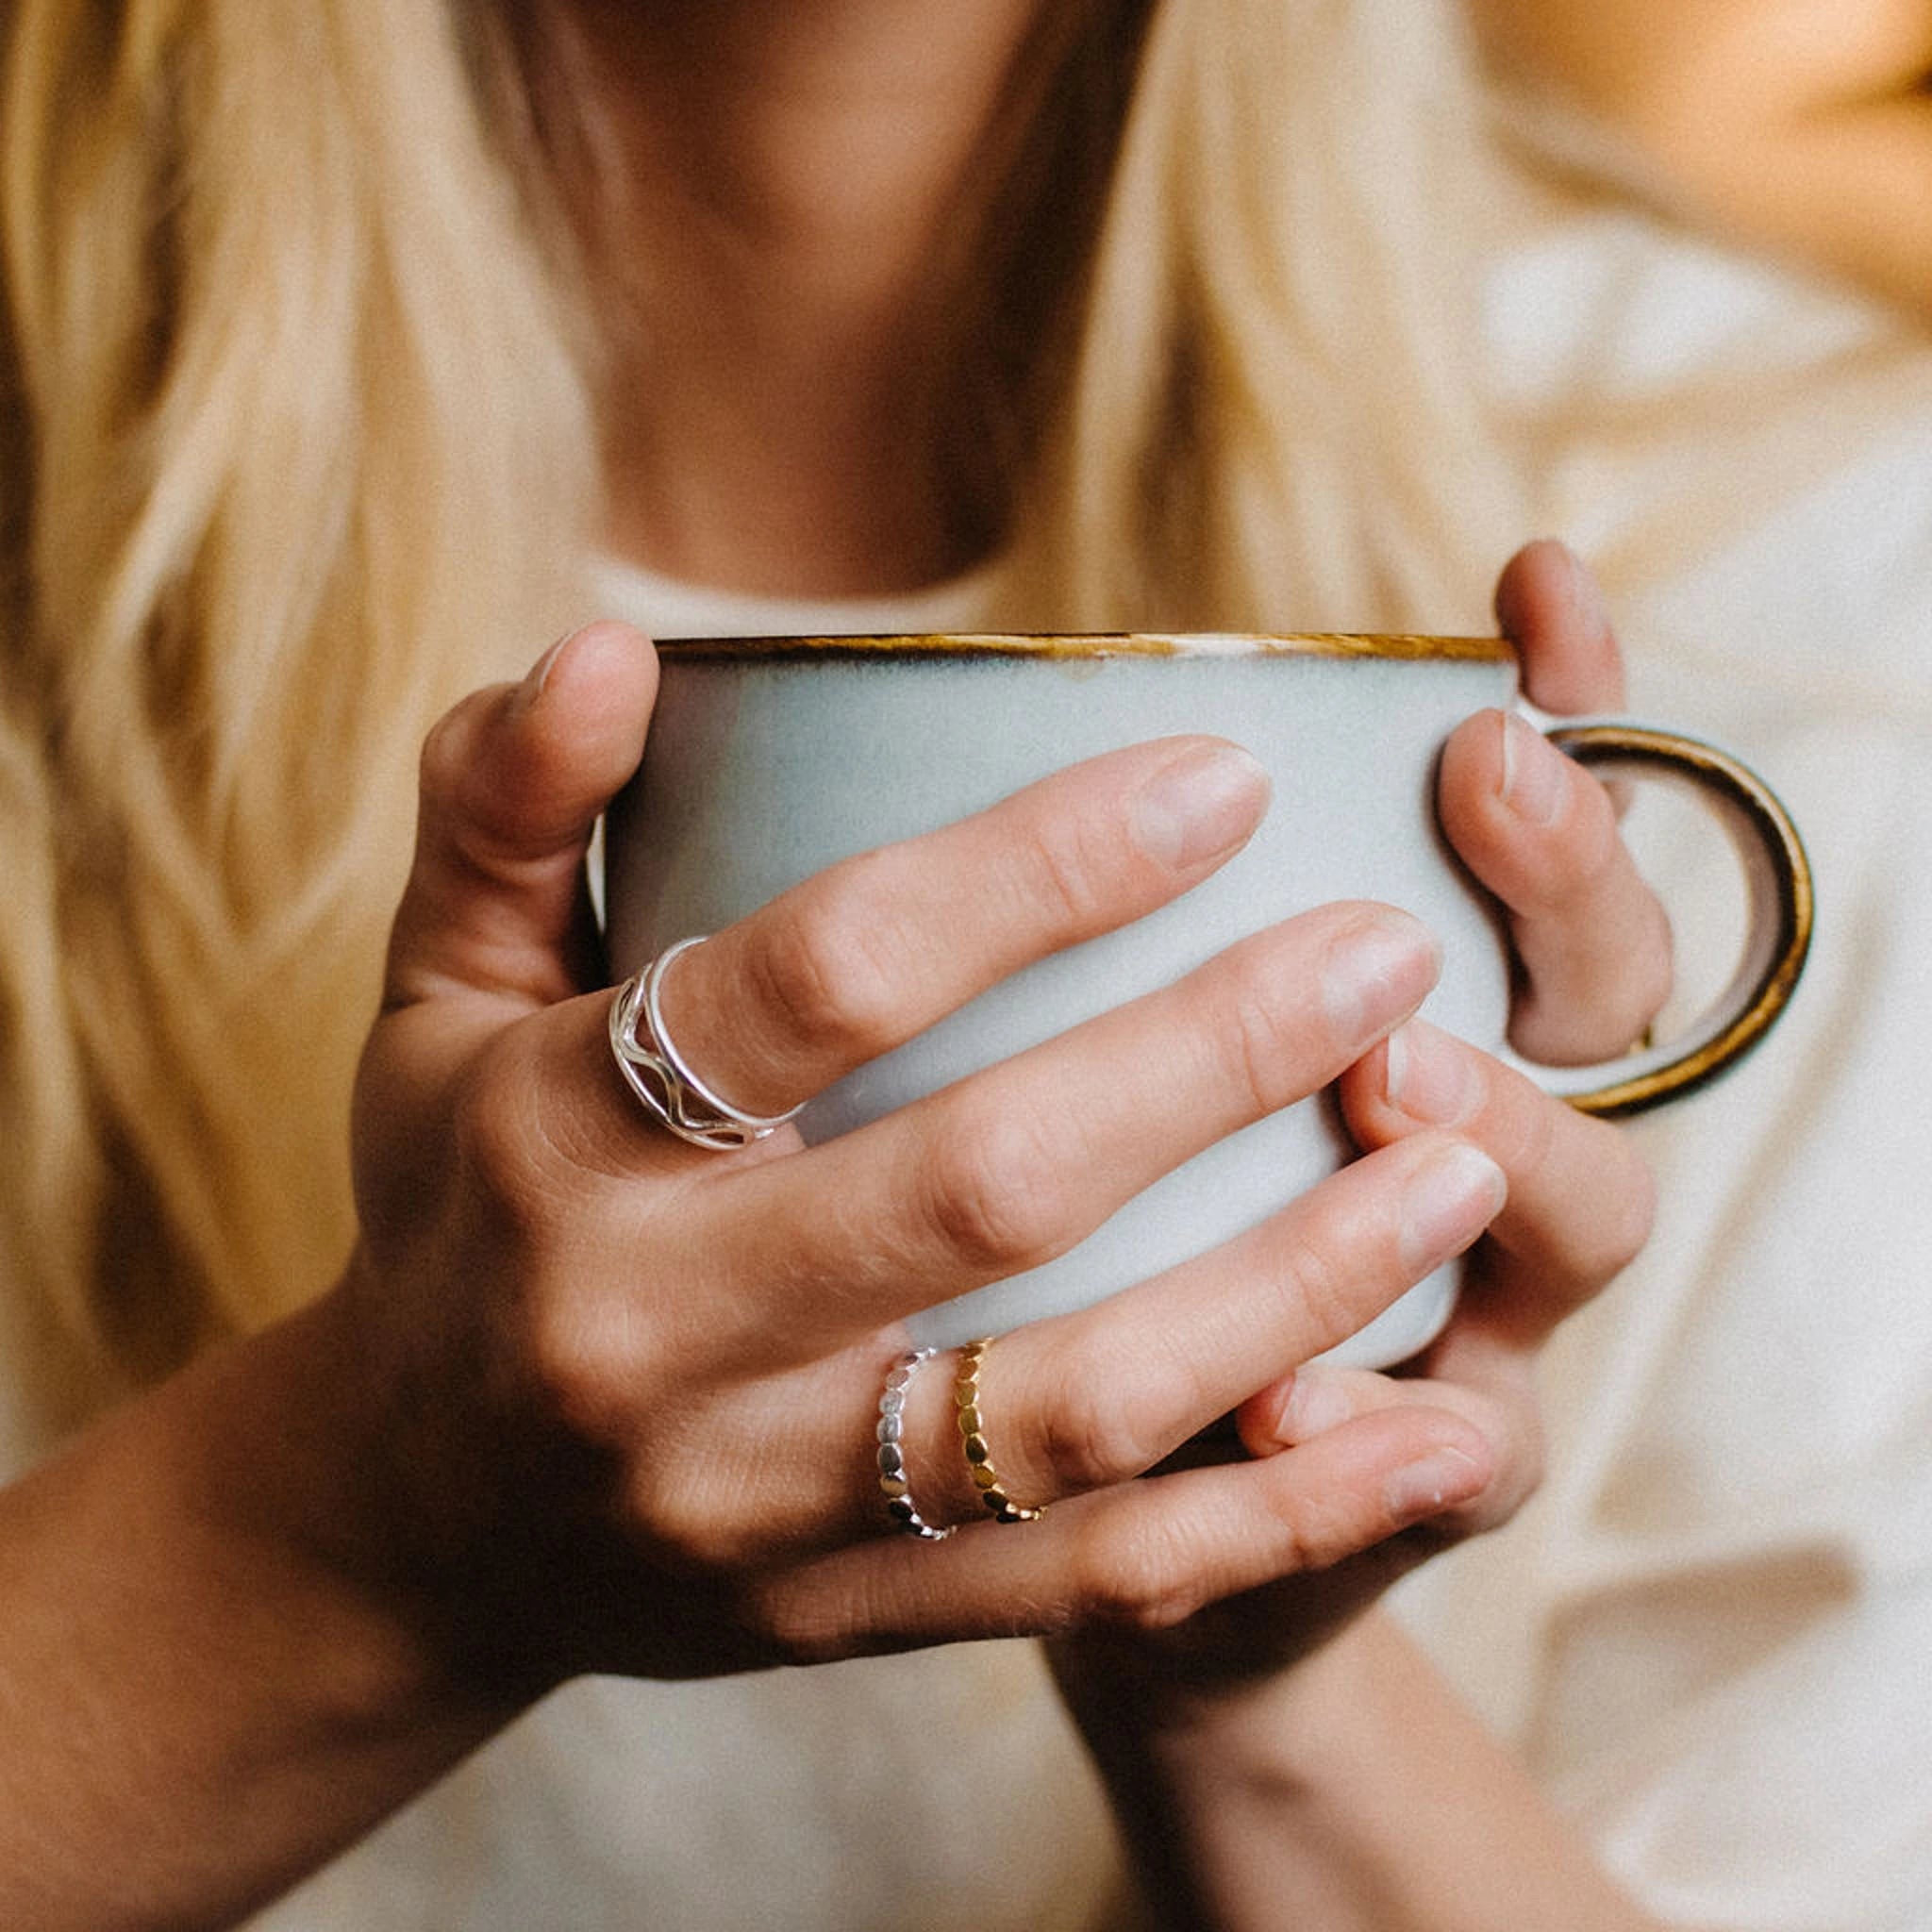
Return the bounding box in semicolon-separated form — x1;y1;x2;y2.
0;4;1676;1926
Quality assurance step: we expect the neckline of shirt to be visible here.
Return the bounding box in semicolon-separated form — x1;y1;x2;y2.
586;552;1000;641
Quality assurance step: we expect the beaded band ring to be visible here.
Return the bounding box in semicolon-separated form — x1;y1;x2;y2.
955;1337;1048;1524
877;1348;954;1541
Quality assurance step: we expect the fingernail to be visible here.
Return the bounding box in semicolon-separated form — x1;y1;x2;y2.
1398;1141;1505;1278
1383;1021;1479;1125
518;631;576;710
1321;912;1441;1039
1498;711;1565;826
1270;1368;1356;1443
1385;1445;1490;1522
1560;542;1613;641
1128;742;1272;871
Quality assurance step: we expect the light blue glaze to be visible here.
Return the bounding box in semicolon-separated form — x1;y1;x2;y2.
607;647;1519;1367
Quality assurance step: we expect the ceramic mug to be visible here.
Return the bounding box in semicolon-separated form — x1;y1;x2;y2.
604;633;1812;1368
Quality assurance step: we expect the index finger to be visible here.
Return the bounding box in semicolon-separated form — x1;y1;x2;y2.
368;737;1274;1203
1339;1018;1656;1342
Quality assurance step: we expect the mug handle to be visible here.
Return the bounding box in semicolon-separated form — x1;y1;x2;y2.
1506;721;1814;1119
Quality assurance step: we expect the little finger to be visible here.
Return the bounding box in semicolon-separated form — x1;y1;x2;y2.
1236;1334;1545;1539
755;1404;1497;1663
640;1132;1501;1561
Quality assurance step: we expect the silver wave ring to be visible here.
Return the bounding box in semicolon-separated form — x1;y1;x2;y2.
608;936;805;1152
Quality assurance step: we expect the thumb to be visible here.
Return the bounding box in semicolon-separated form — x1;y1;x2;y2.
383;622;658;1013
1494;539;1625;715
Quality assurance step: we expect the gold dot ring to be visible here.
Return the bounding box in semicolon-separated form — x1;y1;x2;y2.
955;1337;1048;1524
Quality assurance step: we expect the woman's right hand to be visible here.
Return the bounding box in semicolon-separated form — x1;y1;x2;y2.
336;620;1515;1694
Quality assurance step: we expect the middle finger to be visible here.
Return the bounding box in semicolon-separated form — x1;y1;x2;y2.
694;1127;1501;1556
705;900;1440;1351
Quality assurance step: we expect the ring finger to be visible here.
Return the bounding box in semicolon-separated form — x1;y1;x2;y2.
687;1127;1503;1554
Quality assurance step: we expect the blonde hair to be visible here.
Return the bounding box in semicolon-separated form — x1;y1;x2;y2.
0;0;1516;1426
1007;0;1526;627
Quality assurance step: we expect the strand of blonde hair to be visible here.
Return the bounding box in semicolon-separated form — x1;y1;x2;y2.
1;0;595;1411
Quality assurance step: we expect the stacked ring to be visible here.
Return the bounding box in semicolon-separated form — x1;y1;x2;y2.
608;936;806;1152
956;1337;1048;1524
877;1349;954;1541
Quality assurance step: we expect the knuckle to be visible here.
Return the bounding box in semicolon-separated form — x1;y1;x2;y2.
1508;1418;1549;1512
522;1296;629;1441
1533;788;1627;915
1527;1110;1656;1291
1567;765;1629;867
1218;949;1310;1115
451;1026;611;1218
625;1459;760;1578
451;1047;550;1221
1012;810;1119;931
1446;1417;1545;1539
416;696;480;805
508;1261;656;1451
753;868;905;1058
1269;1224;1366;1352
1034;1369;1165;1495
1589;1140;1657;1281
748;1574;880;1669
1073;1521;1208;1635
1577;902;1674;1051
1629;905;1675;1024
917;1100;1070;1273
1489;1065;1561;1181
1267;1487;1363;1574
749;1602;846;1669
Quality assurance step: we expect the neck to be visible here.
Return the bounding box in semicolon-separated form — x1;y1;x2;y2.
541;0;1067;595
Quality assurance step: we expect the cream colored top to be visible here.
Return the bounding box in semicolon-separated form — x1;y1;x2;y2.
223;37;1932;1932
1390;134;1932;1931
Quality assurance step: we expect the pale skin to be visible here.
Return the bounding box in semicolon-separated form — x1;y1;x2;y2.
0;5;1676;1927
1466;0;1932;317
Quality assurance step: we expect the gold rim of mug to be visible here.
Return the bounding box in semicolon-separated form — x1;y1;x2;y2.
650;632;1514;662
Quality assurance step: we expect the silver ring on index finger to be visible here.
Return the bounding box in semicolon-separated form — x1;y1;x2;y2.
608;936;806;1151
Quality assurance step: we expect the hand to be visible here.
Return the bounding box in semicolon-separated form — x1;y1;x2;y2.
332;621;1524;1695
1052;541;1665;1707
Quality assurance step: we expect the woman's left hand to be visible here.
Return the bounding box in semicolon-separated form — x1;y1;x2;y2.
1053;540;1668;1703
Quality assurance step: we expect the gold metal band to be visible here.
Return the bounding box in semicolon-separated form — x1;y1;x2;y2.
652;631;1510;664
955;1338;1048;1524
1545;724;1814;1118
